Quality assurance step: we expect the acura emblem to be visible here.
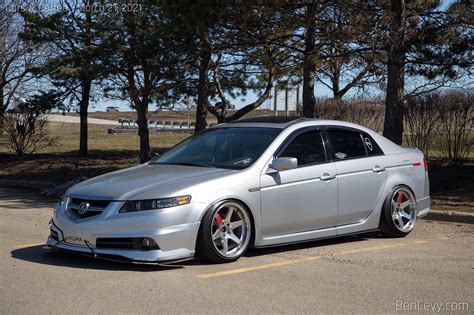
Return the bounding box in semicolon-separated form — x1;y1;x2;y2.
78;202;90;215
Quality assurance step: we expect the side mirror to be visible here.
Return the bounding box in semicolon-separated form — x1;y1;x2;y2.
267;157;298;173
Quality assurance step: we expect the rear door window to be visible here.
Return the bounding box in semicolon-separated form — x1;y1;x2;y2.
361;133;383;156
326;129;367;160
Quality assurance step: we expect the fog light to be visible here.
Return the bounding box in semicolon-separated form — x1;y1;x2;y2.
141;237;157;250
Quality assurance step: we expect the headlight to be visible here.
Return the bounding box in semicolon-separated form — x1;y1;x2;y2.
54;197;66;211
53;197;66;218
119;195;191;213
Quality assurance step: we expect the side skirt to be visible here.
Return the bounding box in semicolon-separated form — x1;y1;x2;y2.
255;229;380;249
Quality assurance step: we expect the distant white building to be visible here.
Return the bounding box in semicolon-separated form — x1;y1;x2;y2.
265;85;302;115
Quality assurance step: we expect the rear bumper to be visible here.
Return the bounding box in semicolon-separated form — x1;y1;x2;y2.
416;196;430;219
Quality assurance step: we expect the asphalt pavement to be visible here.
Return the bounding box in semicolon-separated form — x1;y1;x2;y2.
0;188;472;314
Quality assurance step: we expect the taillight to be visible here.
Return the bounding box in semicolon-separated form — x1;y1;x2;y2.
423;158;428;172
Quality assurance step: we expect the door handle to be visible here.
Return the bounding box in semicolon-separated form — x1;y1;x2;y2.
320;173;336;181
372;165;386;173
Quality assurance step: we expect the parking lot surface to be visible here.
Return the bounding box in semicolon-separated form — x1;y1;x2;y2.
0;188;473;314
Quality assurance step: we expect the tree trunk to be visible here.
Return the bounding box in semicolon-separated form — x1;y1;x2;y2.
0;71;6;116
79;80;91;155
136;101;150;164
195;29;212;132
0;86;5;117
302;3;317;118
383;0;406;145
79;4;92;155
332;76;341;100
226;68;274;122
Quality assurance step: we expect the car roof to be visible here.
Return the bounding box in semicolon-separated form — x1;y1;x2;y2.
216;116;371;130
217;116;372;133
212;116;402;155
220;116;307;129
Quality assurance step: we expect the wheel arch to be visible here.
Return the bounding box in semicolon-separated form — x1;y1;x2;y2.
386;183;417;201
383;169;419;201
371;173;418;228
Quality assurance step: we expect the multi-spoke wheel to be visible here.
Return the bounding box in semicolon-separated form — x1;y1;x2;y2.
196;200;252;263
380;186;417;237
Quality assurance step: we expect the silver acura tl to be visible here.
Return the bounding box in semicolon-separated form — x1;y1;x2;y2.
47;117;430;264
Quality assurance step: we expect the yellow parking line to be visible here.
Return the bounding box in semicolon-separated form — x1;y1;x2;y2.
195;256;321;279
13;243;45;249
195;239;430;279
332;240;429;256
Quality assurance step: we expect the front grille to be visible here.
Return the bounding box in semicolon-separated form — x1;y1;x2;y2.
96;238;159;251
67;198;111;219
50;229;59;241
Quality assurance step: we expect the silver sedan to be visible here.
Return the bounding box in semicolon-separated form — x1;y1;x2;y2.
47;117;430;263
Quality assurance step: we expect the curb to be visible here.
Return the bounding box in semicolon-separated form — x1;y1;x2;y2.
424;210;474;224
0;179;472;224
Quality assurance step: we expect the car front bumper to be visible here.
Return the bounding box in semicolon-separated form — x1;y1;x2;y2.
47;200;208;263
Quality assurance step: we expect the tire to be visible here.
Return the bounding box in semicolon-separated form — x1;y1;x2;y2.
196;200;252;263
379;185;417;238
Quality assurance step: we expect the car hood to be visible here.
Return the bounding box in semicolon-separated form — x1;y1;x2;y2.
67;164;232;200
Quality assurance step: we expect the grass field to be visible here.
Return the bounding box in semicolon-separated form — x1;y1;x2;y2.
44;122;189;154
0;114;472;212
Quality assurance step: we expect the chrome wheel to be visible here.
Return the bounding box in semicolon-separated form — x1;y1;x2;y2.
391;187;416;233
211;201;251;259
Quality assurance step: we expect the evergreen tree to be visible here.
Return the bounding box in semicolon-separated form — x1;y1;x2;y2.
103;2;186;163
376;0;473;144
166;2;293;130
21;0;108;155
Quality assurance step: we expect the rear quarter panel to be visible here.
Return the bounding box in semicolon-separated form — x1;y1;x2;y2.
386;149;427;201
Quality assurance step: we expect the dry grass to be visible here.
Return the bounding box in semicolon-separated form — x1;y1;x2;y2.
0;121;190;183
41;122;189;154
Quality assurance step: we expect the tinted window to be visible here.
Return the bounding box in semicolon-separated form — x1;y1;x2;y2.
279;130;326;166
327;129;367;160
150;127;280;169
362;134;383;156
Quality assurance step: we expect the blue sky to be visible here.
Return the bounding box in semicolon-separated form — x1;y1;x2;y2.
92;83;335;112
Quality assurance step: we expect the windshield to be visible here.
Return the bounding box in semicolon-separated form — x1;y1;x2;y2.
150;127;281;169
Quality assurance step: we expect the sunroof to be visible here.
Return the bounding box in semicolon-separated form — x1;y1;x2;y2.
228;116;305;124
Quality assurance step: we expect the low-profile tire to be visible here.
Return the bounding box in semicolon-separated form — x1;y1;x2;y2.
196;200;252;263
379;185;417;238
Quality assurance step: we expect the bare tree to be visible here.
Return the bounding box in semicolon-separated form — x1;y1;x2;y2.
1;108;54;155
436;91;473;162
0;0;46;115
404;94;439;157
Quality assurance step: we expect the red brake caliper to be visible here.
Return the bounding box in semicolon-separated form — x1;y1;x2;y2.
396;191;404;205
214;213;223;226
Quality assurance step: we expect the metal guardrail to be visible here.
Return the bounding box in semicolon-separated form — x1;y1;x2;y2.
109;118;197;134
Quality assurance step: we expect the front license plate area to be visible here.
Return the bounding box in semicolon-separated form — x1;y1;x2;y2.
65;235;84;245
